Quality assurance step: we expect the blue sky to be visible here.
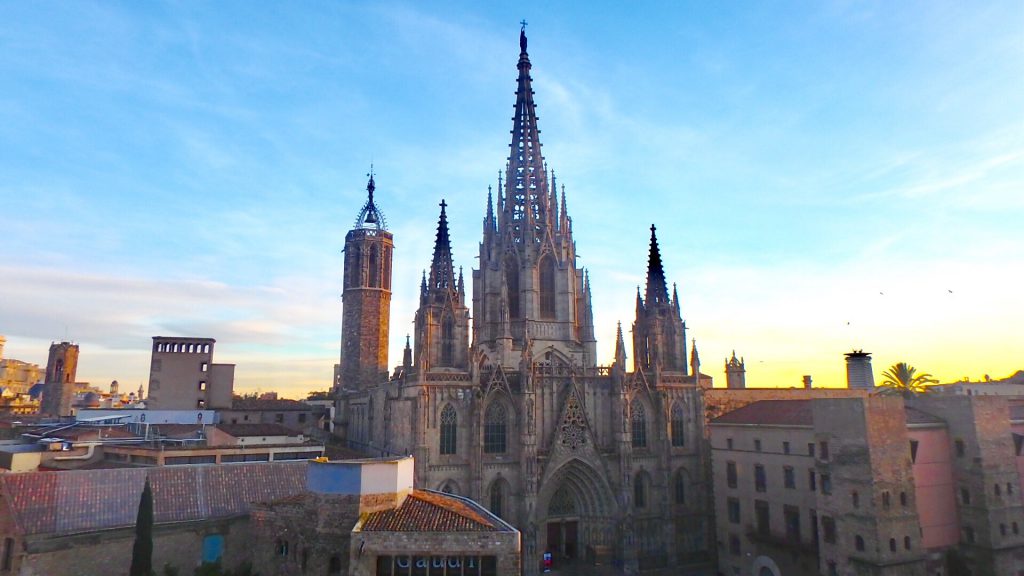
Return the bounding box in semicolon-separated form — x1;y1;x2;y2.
1;1;1021;397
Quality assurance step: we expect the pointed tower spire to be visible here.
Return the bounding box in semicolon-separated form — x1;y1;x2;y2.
615;321;627;366
428;199;457;294
403;335;412;373
458;266;465;296
504;23;550;244
354;168;387;230
645;224;669;307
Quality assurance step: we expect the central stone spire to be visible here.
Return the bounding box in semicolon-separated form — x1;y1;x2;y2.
501;25;552;246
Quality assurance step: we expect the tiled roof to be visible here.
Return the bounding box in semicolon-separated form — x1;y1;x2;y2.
215;423;300;437
0;461;307;536
149;424;205;438
230;398;311;411
361;490;501;532
711;400;813;426
904;407;945;425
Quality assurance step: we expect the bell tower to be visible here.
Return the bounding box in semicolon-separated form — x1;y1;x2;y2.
339;172;394;390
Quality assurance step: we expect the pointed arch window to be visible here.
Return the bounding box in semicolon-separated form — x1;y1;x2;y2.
674;469;687;505
539;255;556;319
489;479;507;519
349;246;361;287
504;258;520;319
440;404;457;455
441;315;455;366
634;472;648;508
631;400;647;449
671;402;686;447
484;402;508;454
368;245;380;287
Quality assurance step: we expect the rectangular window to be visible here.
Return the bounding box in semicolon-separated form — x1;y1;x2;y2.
275;413;284;423
821;474;832;495
955;439;965;457
784;505;801;542
784;466;795;489
727;461;737;489
754;464;767;492
910;439;920;463
726;437;734;450
727;497;741;524
198;380;207;391
1015;434;1023;456
298;413;307;424
783;441;791;455
201;361;208;372
820;441;830;460
822;516;836;544
754;439;762;452
810;509;819;545
755;500;770;536
808;469;817;492
808;442;816;457
961;487;971;505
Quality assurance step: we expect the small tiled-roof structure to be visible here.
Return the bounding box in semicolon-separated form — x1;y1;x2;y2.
711;400;813;427
0;461;307;536
230;398;310;411
215;423;301;438
904;407;945;426
361;490;506;532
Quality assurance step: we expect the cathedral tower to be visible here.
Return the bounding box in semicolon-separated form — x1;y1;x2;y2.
414;200;470;371
41;341;78;417
339;173;393;390
632;225;687;373
473;27;596;369
725;351;746;389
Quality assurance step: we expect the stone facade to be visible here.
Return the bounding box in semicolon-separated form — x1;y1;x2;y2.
40;341;78;417
710;395;1024;576
147;336;235;410
339;173;394;391
337;29;712;576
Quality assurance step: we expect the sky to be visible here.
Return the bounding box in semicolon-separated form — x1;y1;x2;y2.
1;1;1022;398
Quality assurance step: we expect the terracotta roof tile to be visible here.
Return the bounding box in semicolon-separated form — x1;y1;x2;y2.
711;400;813;426
230;398;310;411
904;407;944;425
0;461;308;536
215;423;300;437
361;490;500;532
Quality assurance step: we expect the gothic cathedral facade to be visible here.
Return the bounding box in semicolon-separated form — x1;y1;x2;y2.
337;29;714;575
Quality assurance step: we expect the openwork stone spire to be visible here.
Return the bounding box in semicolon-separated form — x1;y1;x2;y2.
502;24;551;244
428;200;456;294
644;225;669;307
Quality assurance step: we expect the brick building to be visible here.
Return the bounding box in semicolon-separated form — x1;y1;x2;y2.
251;457;520;576
147;337;235;410
709;395;1024;576
0;461;307;575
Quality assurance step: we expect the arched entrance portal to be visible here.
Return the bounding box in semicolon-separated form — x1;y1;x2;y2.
538;459;617;564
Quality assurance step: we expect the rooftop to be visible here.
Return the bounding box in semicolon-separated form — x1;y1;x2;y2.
215;423;302;437
0;461;308;536
360;489;508;533
230;398;311;411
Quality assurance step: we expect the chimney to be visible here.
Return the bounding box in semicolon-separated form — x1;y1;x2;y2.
844;350;875;389
802;375;813;389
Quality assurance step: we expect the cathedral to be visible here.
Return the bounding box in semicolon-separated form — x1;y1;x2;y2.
336;28;713;575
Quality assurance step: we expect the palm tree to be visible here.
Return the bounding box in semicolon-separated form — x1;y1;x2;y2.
878;362;938;397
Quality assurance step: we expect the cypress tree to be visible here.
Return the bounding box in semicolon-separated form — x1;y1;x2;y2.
130;477;154;576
